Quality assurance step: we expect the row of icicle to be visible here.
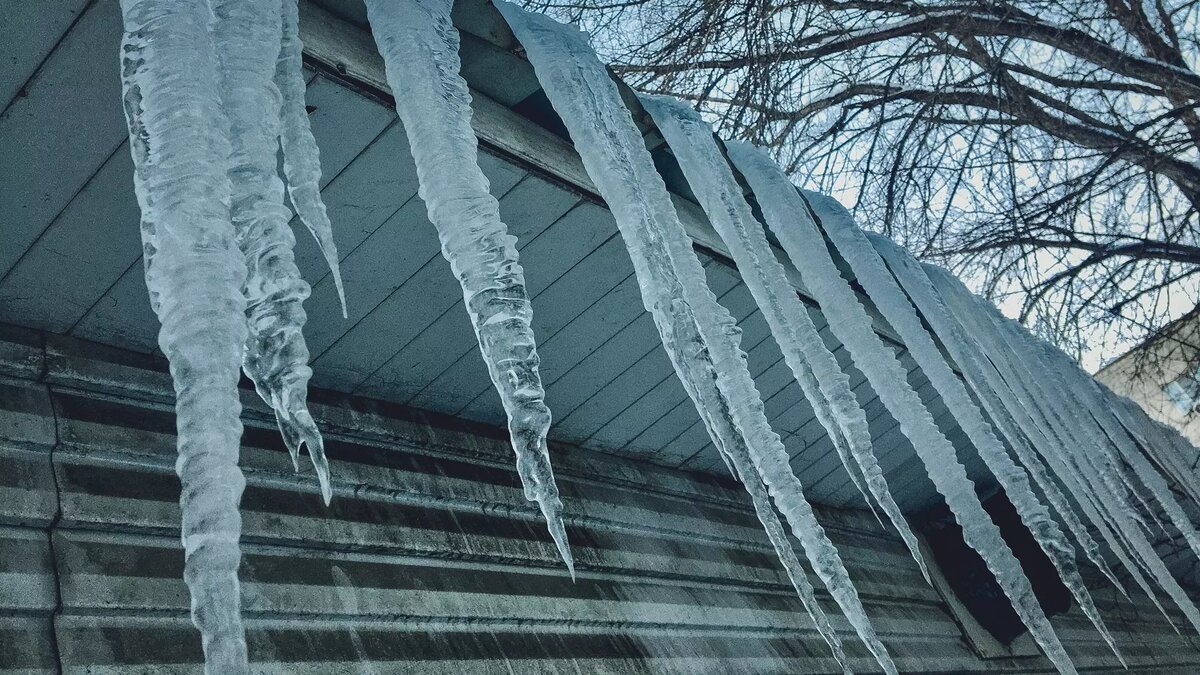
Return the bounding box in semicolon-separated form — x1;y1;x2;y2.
118;0;1200;672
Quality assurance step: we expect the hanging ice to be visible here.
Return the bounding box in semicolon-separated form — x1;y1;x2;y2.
494;4;897;671
921;262;1181;625
928;267;1200;632
1028;339;1200;564
869;235;1126;593
849;232;1123;659
691;365;851;672
1014;330;1200;582
276;0;347;315
726;141;1077;675
985;305;1200;634
214;0;333;505
363;0;572;573
1106;391;1200;511
118;0;249;670
640;94;929;582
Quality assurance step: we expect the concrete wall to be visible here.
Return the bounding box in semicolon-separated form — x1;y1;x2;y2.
2;323;1197;673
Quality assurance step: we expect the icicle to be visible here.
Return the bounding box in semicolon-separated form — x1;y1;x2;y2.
931;268;1200;632
1029;338;1200;567
691;365;852;672
725;143;1076;675
860;234;1124;659
494;5;897;671
118;0;249;670
920;265;1180;620
975;310;1154;544
869;235;1126;593
277;0;346;316
213;0;332;505
363;0;572;573
641;94;926;579
1107;392;1200;510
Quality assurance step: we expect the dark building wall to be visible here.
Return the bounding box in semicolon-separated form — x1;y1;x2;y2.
1;324;1196;673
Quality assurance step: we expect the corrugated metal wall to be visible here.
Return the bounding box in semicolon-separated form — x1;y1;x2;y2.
2;323;1197;673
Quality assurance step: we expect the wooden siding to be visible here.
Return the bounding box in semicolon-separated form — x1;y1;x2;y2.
2;325;1199;673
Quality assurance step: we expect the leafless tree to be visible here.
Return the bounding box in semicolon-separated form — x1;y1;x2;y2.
524;0;1200;366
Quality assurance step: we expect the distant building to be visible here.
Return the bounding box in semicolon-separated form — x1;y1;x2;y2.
1097;310;1200;448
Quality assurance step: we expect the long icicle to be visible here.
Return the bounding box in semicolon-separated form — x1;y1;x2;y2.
1027;334;1200;575
363;0;572;573
276;0;346;316
641;94;927;581
1107;391;1200;511
118;0;249;670
988;310;1200;633
977;305;1162;552
924;263;1180;627
214;0;333;506
869;234;1127;595
494;4;897;671
686;352;852;673
1036;342;1200;558
838;229;1123;660
725;141;1076;675
929;267;1195;631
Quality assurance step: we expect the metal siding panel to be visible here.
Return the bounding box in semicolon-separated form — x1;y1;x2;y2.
518;272;641;392
308;195;440;355
538;312;660;422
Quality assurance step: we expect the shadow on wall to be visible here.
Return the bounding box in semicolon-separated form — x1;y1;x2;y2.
921;490;1073;645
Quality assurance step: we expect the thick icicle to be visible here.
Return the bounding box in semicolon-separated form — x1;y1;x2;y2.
924;263;1180;626
494;5;896;671
641;94;928;581
1027;336;1200;570
214;0;332;506
690;362;852;672
364;0;572;573
118;0;249;670
726;141;1076;675
988;311;1200;633
930;268;1200;632
853;233;1123;659
277;0;346;315
869;235;1126;593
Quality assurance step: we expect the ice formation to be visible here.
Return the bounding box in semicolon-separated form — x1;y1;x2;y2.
1108;393;1200;511
857;234;1122;659
694;373;851;672
116;0;1200;669
118;0;250;670
869;235;1125;592
494;3;896;671
641;94;928;581
277;0;346;315
363;0;572;574
1030;339;1200;564
727;142;1076;674
938;267;1182;628
215;0;332;505
926;267;1199;631
988;315;1200;633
